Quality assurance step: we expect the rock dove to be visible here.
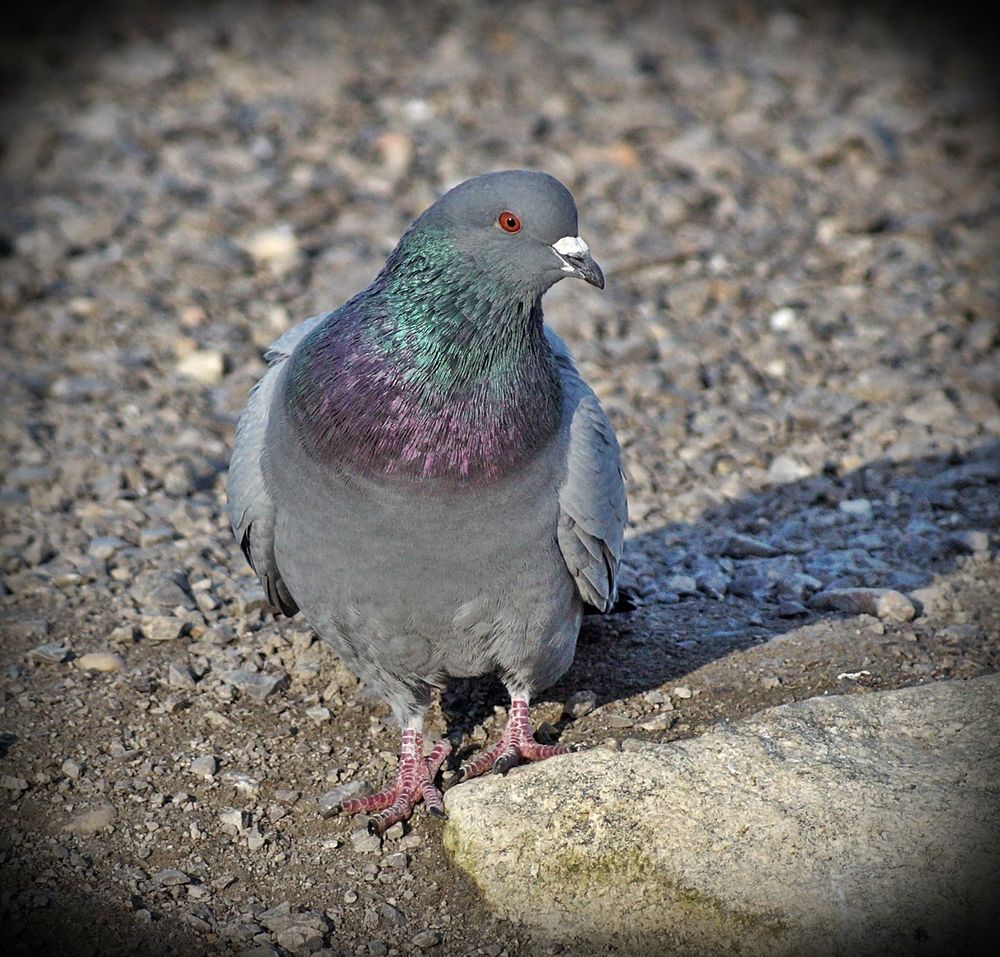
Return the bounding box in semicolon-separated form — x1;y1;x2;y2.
228;170;627;834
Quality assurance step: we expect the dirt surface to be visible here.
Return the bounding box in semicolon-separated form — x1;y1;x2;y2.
1;3;998;956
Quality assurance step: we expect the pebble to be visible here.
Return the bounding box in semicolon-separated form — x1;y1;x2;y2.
64;804;116;834
606;713;635;729
190;755;218;779
639;713;675;732
1;775;30;792
61;759;83;780
672;686;693;699
768;307;797;332
176;349;226;386
76;651;125;672
242;225;299;274
153;868;190;886
138;525;175;547
350;827;382;854
722;533;782;559
563;689;598;719
305;704;332;722
141;615;183;642
28;641;72;663
219;808;248;830
221;771;260;794
88;536;127;559
766;455;813;484
810;587;916;622
167;661;198;688
219;670;289;702
411;928;442;949
839;499;874;518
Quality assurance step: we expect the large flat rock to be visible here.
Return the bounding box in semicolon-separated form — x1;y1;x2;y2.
444;675;1000;956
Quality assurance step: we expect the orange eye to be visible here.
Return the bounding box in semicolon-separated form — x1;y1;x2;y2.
498;210;522;233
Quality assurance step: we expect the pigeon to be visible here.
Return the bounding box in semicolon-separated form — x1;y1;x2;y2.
228;170;627;834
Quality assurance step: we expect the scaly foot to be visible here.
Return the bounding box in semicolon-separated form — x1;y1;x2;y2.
340;729;451;835
461;699;570;779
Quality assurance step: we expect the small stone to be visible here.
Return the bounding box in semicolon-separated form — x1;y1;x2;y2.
663;574;698;596
639;713;676;732
76;651;125;672
839;499;873;518
769;307;797;331
810;588;916;622
378;902;405;925
176;349;226;386
88;536;127;559
722;533;782;558
1;774;29;791
190;755;218;779
350;827;382;854
221;771;260;794
141;616;183;642
305;704;332;722
564;689;598;719
766;455;812;484
61;759;83;780
242;225;299;274
411;928;442;949
167;661;197;688
28;641;72;663
138;525;175;547
318;780;369;818
108;625;136;644
245;825;266;851
64;804;116;834
607;713;635;729
219;670;288;702
672;686;693;699
152;868;190;887
219;808;248;830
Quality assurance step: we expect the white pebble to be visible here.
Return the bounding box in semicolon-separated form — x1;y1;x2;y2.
769;306;797;332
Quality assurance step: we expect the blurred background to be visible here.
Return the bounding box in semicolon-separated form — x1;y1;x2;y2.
1;2;998;955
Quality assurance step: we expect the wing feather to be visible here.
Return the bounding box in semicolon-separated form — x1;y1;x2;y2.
547;329;628;612
226;312;331;616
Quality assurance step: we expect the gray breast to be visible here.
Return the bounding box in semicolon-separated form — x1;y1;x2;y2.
262;367;582;696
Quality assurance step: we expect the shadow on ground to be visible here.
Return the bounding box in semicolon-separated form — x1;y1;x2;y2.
442;441;999;740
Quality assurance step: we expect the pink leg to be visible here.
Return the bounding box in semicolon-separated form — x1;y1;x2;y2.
461;699;571;780
340;728;451;835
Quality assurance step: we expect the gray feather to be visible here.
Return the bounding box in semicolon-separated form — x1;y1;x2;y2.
547;329;628;612
226;311;332;615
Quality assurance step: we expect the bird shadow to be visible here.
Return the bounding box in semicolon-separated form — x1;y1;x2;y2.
440;441;998;748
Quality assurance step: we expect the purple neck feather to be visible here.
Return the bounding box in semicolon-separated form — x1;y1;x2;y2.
286;289;563;485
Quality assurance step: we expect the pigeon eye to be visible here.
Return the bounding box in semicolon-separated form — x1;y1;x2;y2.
498;211;522;234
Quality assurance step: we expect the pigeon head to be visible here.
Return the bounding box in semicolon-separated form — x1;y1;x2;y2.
406;169;604;298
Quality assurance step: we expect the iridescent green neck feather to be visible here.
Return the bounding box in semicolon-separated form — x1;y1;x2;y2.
286;225;563;484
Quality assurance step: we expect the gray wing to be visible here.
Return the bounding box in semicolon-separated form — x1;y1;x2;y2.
226;312;331;616
547;328;628;612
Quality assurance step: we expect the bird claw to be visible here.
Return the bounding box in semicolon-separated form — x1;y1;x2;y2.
340;730;450;832
461;699;573;780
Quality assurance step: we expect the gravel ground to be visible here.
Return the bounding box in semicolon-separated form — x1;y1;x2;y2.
1;3;998;956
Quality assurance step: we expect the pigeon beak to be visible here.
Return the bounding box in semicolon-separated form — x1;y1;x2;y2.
552;235;605;289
